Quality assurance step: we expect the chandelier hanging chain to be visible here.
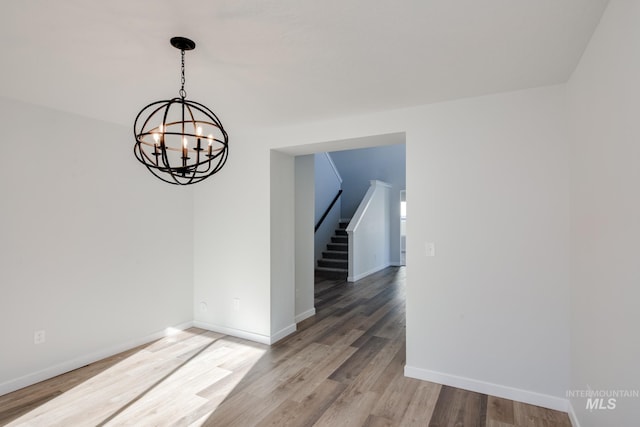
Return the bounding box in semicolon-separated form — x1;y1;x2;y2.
179;49;187;99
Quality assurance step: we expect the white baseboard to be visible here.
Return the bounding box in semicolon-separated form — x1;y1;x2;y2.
404;365;569;412
193;321;272;345
0;321;194;397
194;321;297;345
270;324;297;344
348;262;391;282
568;401;581;427
295;308;316;323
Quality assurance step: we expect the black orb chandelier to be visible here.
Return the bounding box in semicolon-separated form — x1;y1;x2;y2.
134;37;229;185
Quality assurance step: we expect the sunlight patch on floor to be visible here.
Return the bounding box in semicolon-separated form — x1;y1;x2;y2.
7;329;267;426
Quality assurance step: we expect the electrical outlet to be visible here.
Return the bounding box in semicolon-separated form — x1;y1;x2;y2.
34;330;46;345
233;298;240;312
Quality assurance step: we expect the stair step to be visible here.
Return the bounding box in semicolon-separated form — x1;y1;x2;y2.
318;219;350;280
318;259;348;269
328;243;348;251
322;250;348;260
315;267;348;279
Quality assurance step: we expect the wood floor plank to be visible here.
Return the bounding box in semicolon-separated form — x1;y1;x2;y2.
0;390;63;425
370;348;423;422
486;421;516;427
328;336;389;383
513;401;572;427
348;333;406;395
429;385;488;427
487;395;515;424
363;414;396;427
371;380;419;422
0;345;145;424
400;381;443;426
314;313;368;346
369;340;406;395
288;344;358;403
246;343;331;396
199;390;283;427
254;379;346;427
313;390;379;427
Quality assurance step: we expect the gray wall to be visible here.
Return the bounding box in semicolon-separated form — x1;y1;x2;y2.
314;153;342;265
329;144;406;265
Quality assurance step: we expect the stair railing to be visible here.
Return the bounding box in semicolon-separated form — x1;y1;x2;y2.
315;190;343;232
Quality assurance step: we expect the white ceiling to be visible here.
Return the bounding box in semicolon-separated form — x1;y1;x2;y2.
0;0;608;129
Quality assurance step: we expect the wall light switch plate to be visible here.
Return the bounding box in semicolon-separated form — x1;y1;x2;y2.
426;242;435;257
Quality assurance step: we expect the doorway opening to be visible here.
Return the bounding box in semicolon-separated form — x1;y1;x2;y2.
270;132;407;334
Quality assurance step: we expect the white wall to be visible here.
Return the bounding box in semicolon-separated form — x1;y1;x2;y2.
347;180;391;282
0;98;194;394
568;1;640;425
193;142;300;345
269;151;296;341
193;134;272;343
404;87;570;410
253;85;571;409
294;155;315;322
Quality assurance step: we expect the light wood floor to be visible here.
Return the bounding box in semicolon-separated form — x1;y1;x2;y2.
0;267;571;426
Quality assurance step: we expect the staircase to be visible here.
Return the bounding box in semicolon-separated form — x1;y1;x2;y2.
315;220;349;279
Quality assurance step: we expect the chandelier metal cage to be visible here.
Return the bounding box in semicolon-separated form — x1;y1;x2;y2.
134;37;229;185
